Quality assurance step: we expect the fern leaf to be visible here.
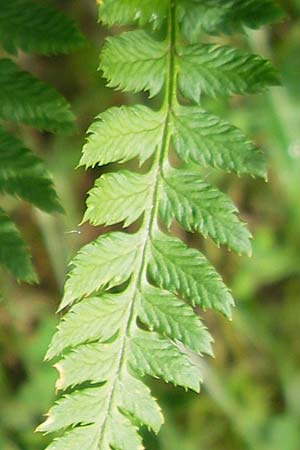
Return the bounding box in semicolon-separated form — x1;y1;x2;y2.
40;424;100;450
45;291;130;360
40;333;164;448
116;371;163;432
42;410;143;450
100;30;168;97
178;43;280;102
0;208;37;282
54;339;121;390
80;105;165;167
38;386;108;434
0;126;62;213
0;0;86;55
181;0;285;41
160;168;252;254
99;0;284;37
171;106;266;177
138;286;214;355
0;58;74;132
99;0;168;28
130;330;202;391
60;232;141;310
39;370;163;436
149;232;234;317
42;1;280;449
83;170;153;227
0;0;83;281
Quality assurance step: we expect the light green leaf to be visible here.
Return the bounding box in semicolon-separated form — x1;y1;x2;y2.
138;285;213;355
0;208;37;282
42;370;162;436
60;232;141;310
43;413;142;450
149;232;234;317
37;386;108;433
99;0;168;28
117;370;163;433
44;424;99;450
46;291;130;360
106;411;143;450
83;170;153;227
171;106;266;178
41;350;161;446
177;43;280;101
0;58;74;132
100;30;168;97
0;0;86;55
80;105;165;168
0;126;62;212
130;330;202;392
55;339;120;390
160;168;252;254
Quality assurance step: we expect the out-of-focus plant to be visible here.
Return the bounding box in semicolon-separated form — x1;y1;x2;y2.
1;1;300;450
0;0;85;282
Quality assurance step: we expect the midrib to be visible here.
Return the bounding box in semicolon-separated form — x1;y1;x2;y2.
96;1;178;446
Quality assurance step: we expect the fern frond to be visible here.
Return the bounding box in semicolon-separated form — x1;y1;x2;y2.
148;232;234;317
99;0;168;28
159;169;252;254
100;0;284;33
0;0;86;55
45;292;130;360
0;208;37;282
59;232;141;311
0;1;84;280
100;31;168;97
0;126;62;213
178;43;280;101
0;59;74;132
41;1;281;448
83;170;153;227
0;122;64;281
138;286;214;355
171;106;266;177
181;0;285;41
80;105;165;167
130;330;202;391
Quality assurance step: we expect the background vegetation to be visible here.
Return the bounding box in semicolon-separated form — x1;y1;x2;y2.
0;1;299;449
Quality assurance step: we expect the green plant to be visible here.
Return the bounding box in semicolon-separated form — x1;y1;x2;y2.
39;1;283;449
0;0;85;282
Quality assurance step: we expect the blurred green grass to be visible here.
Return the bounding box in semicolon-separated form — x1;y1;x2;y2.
0;1;300;449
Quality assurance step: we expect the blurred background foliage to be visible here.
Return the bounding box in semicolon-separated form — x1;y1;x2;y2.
0;1;299;449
